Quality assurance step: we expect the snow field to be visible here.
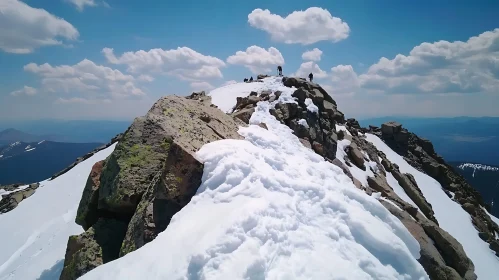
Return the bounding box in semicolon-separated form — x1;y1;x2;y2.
0;143;117;280
366;134;499;279
82;78;428;280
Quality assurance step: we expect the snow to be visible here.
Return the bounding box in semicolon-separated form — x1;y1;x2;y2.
82;78;428;280
37;140;45;145
25;148;35;152
366;134;499;279
297;118;309;128
0;155;3;158
9;142;20;148
0;143;116;280
24;145;31;150
458;163;499;172
304;98;318;113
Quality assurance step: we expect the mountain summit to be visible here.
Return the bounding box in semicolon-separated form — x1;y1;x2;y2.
1;76;499;280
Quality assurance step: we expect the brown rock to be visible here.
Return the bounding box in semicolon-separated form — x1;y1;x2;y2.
76;160;105;230
232;107;255;124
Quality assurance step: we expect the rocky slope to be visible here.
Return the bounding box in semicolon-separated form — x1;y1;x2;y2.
57;76;499;279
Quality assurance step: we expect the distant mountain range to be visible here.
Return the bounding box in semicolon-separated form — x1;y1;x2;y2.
450;162;499;217
0;128;59;146
0;140;102;185
360;117;499;166
0;120;131;143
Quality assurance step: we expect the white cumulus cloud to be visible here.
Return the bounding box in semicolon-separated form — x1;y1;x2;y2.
294;62;327;79
359;28;499;94
248;7;350;45
24;59;145;98
0;0;79;54
227;46;284;74
302;48;323;61
10;86;37;96
102;47;226;81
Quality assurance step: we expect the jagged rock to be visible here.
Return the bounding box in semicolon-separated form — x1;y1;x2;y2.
312;141;324;156
367;175;391;195
258;123;268;130
60;218;128;280
291;88;309;104
0;183;40;214
185;91;212;104
282;77;337;106
289;119;310;139
381;201;472;280
347;143;365;170
257;74;270;80
422;159;441;178
394;130;409;144
64;95;246;276
120;140;204;256
381;121;402;135
76;160;105;230
232;107;255;124
489;240;499;254
462;203;476;216
420;219;476;279
275;102;299;120
390;168;437;223
249;91;258;96
346;118;361;129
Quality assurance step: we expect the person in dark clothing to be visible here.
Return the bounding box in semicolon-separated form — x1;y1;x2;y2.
308;72;313;82
244;78;248;82
277;65;283;76
249;76;253;82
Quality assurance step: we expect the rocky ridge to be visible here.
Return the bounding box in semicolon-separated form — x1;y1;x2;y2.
59;76;499;279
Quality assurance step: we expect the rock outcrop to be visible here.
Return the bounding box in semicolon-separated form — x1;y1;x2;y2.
60;94;245;279
368;121;499;255
0;183;39;213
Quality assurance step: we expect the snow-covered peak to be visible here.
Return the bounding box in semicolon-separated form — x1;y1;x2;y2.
81;78;428;279
458;163;499;172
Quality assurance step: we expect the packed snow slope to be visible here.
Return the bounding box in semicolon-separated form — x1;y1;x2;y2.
0;143;116;280
82;78;429;279
366;134;499;280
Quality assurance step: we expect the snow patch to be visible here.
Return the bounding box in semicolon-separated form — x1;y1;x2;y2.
0;143;117;280
81;80;428;280
297;118;309;128
304;98;318;114
366;134;499;279
458;163;499;172
25;148;35;152
37;140;45;145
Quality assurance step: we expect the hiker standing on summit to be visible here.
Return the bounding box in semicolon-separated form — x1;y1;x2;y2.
277;65;282;76
308;72;314;82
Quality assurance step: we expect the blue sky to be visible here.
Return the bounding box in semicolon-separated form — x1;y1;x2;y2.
1;0;499;120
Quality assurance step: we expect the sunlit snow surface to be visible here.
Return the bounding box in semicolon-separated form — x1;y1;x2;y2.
82;78;428;280
366;134;499;280
0;144;116;280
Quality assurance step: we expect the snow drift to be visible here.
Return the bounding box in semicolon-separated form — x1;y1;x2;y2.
0;144;116;280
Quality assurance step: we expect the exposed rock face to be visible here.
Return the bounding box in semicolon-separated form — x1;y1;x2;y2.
0;183;39;213
61;95;245;279
368;122;499;252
